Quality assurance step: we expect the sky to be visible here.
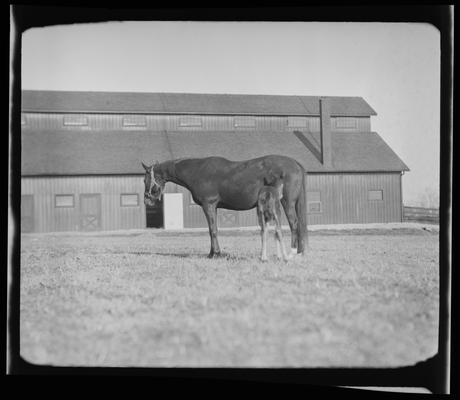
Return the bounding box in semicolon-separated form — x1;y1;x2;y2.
20;21;440;206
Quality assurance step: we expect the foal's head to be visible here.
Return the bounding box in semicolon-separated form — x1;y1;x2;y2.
142;161;165;206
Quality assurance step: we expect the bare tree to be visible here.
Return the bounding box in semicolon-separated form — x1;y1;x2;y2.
416;186;440;208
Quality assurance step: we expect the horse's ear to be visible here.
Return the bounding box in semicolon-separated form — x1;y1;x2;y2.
141;162;150;172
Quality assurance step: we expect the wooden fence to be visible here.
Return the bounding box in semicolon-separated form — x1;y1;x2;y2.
403;206;439;223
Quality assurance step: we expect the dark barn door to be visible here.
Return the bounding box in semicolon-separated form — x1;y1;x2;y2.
146;198;163;228
21;195;34;233
79;194;101;231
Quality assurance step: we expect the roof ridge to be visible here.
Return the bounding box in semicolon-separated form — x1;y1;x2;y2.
21;89;366;99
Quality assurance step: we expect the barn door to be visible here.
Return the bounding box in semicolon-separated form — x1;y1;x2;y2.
21;195;34;233
146;197;163;228
217;209;239;228
79;194;101;231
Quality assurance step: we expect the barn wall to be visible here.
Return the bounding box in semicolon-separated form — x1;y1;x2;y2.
22;113;371;133
176;172;402;228
331;117;371;132
21;176;147;233
305;172;402;224
21;172;402;233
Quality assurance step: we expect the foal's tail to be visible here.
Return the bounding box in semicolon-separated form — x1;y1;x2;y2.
295;163;308;253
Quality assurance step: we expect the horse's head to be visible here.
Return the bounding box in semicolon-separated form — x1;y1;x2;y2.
142;161;165;206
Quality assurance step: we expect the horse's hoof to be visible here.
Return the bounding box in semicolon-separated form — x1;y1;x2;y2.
208;252;222;258
292;252;307;261
260;257;268;262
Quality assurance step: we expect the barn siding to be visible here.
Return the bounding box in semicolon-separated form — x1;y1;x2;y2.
179;172;402;228
235;173;399;226
21;176;147;232
172;172;402;229
22;113;371;133
305;172;402;224
331;117;371;132
21;172;402;233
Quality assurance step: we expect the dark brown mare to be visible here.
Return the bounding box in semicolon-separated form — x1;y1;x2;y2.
142;155;307;258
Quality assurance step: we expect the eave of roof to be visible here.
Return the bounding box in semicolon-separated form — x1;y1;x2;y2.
21;90;378;117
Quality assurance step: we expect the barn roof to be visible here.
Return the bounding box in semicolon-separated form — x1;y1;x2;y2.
21;90;377;117
21;129;408;176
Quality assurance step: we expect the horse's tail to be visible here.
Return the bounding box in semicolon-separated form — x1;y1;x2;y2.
295;163;308;253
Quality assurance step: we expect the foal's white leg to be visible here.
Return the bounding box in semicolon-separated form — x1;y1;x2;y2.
276;238;282;260
275;226;292;261
274;212;291;262
258;210;268;262
261;226;268;262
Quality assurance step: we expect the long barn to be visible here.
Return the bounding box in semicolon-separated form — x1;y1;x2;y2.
20;90;409;233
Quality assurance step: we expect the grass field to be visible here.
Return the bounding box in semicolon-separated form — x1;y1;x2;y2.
19;226;439;368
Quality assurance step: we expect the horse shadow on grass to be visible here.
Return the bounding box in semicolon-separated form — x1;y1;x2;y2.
93;249;256;260
151;251;203;259
105;250;201;258
92;250;201;258
152;251;255;261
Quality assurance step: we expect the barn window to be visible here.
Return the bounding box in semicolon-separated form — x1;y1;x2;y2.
121;193;139;207
308;202;322;213
234;116;256;128
55;195;74;208
122;115;147;127
368;190;383;201
63;115;88;126
179;117;202;127
307;191;322;214
335;117;357;129
287;117;308;128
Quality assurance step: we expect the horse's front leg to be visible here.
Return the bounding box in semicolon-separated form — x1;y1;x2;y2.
202;203;221;258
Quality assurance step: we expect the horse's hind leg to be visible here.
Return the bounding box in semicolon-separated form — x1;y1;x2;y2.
281;199;299;256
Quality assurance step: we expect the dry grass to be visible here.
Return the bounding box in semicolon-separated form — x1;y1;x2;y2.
20;227;439;368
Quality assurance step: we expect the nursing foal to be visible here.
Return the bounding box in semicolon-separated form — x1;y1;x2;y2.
257;183;291;262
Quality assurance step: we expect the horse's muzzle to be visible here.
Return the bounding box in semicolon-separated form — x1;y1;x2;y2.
144;194;156;207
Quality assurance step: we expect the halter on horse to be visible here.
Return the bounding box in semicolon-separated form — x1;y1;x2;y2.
142;155;307;258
